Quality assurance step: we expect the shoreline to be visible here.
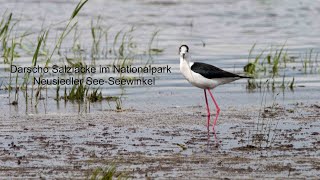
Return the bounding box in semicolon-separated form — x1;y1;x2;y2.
0;102;319;179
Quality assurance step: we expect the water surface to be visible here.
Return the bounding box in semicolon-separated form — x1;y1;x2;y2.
0;0;319;114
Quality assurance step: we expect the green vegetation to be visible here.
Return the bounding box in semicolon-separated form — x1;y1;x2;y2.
302;49;319;74
245;83;282;148
243;43;319;91
87;165;127;180
66;83;87;101
87;88;103;102
115;97;122;111
244;43;290;78
0;0;163;112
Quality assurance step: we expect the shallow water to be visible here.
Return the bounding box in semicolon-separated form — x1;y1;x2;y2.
1;0;320;114
0;0;320;179
0;1;319;178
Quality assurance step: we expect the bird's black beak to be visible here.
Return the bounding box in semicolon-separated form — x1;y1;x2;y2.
182;53;185;59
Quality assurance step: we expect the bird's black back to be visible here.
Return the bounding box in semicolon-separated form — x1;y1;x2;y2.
191;62;246;79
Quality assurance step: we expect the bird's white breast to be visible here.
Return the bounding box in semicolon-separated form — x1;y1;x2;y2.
180;60;218;89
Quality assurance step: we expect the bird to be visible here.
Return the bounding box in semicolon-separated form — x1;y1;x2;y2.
179;44;250;140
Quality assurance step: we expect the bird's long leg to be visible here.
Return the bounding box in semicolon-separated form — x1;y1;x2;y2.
207;89;220;129
204;89;210;131
212;126;218;143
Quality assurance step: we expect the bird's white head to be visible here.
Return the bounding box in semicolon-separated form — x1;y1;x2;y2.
179;44;189;60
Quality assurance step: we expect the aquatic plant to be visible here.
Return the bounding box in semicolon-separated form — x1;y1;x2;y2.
244;44;303;91
289;77;295;90
243;43;265;77
1;0;164;113
87;88;103;102
245;81;282;149
115;97;122;111
244;44;287;77
90;16;111;63
66;83;88;101
0;12;21;64
301;49;319;74
87;165;127;180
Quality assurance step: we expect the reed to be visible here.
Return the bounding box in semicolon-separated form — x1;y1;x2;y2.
65;83;87;101
87;165;127;180
244;44;298;91
34;0;88;106
1;0;164;112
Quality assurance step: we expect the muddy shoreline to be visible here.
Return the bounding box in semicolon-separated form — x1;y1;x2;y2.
0;102;319;179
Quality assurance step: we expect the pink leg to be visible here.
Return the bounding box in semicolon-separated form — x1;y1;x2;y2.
204;90;212;145
207;89;220;129
204;89;210;130
212;127;219;146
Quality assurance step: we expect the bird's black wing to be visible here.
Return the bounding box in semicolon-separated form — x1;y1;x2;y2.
191;62;245;79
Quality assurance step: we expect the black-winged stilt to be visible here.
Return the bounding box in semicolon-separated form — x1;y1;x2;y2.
179;45;250;140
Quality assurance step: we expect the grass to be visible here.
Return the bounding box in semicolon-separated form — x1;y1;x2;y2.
242;44;313;147
243;43;265;77
115;97;122;111
90;16;111;64
71;0;89;20
302;49;319;74
146;29;163;65
62;84;115;103
31;0;89;106
244;43;287;78
148;30;162;55
87;165;127;180
1;12;21;65
66;83;88;101
112;27;137;67
243;43;309;91
245;81;282;149
246;77;295;92
87;88;103;102
0;0;163;112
